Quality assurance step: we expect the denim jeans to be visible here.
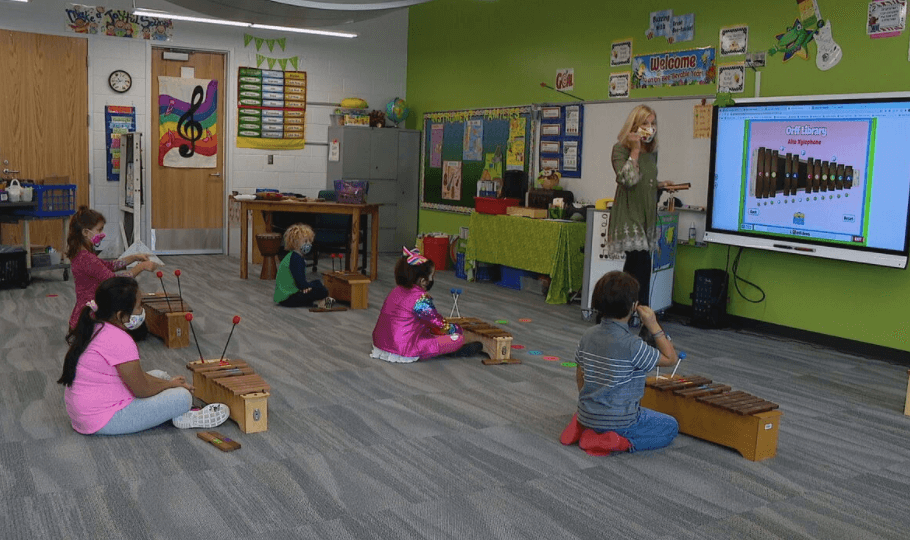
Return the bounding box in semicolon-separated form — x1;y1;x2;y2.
94;371;192;435
612;407;679;452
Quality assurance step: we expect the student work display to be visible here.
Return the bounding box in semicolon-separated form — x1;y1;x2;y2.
422;106;532;213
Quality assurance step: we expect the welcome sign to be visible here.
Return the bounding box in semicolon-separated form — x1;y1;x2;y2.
631;47;716;89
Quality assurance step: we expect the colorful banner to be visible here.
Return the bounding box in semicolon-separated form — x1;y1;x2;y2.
244;34;287;52
236;67;307;150
65;5;173;40
632;47;716;89
158;77;218;168
105;106;135;181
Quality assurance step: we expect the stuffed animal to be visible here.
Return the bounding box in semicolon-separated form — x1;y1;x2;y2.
369;110;386;128
537;169;562;190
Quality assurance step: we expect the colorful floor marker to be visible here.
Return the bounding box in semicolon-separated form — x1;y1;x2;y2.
518;318;532;323
511;344;525;350
495;319;509;324
46;294;58;298
561;362;578;368
543;356;560;361
528;350;543;355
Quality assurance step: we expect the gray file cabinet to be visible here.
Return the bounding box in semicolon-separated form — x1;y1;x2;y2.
327;126;420;253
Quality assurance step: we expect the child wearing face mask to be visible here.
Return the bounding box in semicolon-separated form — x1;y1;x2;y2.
274;223;332;308
59;276;230;435
67;207;157;331
370;247;482;363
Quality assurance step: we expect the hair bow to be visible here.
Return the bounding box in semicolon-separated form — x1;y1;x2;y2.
86;300;98;313
403;246;428;266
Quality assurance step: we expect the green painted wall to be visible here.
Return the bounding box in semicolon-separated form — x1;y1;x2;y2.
407;0;910;352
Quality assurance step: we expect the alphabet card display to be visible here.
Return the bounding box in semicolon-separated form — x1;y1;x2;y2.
538;104;584;178
236;67;307;150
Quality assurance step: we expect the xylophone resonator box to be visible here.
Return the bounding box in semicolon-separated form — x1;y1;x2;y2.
445;317;519;365
185;358;270;433
142;292;191;349
642;374;782;461
322;271;370;309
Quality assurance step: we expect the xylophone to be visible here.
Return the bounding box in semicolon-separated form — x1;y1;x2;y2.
752;146;858;199
904;369;910;417
322;270;370;309
142;292;192;349
641;374;782;461
185;359;271;433
445;317;518;365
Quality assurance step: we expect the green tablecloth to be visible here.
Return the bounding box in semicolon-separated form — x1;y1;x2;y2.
464;212;586;304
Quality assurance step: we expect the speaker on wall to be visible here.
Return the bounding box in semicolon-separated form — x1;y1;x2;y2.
691;269;728;329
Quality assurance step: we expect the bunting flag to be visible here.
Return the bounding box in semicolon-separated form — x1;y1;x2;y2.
256;54;299;70
244;33;287;51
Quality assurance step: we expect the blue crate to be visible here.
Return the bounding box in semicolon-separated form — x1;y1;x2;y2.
455;252;466;280
15;185;76;218
495;265;525;290
475;262;499;282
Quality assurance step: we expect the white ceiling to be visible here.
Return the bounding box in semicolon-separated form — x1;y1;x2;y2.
157;0;439;28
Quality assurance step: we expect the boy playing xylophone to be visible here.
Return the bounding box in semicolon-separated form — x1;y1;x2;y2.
561;271;679;456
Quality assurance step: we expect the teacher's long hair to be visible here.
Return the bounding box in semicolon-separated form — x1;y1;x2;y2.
58;276;138;387
617;104;657;154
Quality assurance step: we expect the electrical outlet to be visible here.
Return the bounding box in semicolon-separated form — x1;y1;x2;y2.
745;51;766;68
267;155;274;165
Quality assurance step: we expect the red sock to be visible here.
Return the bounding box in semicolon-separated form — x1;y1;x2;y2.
579;429;632;456
559;413;584;446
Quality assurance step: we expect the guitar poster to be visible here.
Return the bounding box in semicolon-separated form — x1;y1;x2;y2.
236;67;307;150
158;77;218;168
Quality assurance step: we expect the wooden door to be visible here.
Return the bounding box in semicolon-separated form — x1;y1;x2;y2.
0;30;89;252
150;48;225;252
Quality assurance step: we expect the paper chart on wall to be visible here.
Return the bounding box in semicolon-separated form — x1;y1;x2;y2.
463;119;483;161
442;160;462;200
236;67;307;150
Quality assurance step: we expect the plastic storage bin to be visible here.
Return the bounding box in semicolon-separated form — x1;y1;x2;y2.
496;265;526;290
15;184;76;217
422;235;449;271
333;180;368;204
454;252;466;279
0;249;29;289
475;262;499;282
474;197;519;215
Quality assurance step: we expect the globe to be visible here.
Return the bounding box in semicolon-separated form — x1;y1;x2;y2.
386;97;410;125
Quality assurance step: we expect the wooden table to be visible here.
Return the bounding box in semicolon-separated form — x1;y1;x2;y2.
239;199;380;280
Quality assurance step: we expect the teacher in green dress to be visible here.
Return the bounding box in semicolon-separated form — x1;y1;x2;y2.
606;105;672;306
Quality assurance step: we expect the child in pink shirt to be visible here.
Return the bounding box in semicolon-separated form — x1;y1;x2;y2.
59;276;229;435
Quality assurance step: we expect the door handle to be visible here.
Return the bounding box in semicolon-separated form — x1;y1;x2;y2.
209;173;222;177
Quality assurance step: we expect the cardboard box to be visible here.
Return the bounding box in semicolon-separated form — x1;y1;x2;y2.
506;206;548;219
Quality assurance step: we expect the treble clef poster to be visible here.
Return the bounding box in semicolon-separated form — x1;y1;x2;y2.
158;76;218;168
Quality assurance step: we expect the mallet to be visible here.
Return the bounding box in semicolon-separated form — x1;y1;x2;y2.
184;312;204;362
219;315;241;364
156;271;174;313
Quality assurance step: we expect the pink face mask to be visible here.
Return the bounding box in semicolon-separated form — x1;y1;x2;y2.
90;233;105;246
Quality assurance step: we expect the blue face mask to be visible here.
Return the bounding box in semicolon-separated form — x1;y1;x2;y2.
300;242;312;255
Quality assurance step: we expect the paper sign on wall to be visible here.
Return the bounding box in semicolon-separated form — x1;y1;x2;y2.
556;68;575;91
611;40;633;66
609;72;631;98
717;64;746;93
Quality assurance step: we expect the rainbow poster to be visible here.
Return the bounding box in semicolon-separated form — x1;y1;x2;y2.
158;77;218;168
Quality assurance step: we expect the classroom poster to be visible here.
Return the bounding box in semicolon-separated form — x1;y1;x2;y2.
506;117;526;171
556;68;575;91
611;40;633;66
720;25;749;55
538;104;583;178
236;67;307;150
105;106;136;181
693;103;713;138
565;106;580;136
430;123;444;168
868;0;907;38
463;119;483;161
442;161;462;200
718;64;746;93
609;72;631;98
158;77;218;168
669;13;695;43
563;140;578;172
646;10;673;39
632;47;716;89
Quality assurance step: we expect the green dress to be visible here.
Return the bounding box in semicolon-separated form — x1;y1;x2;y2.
606;142;659;257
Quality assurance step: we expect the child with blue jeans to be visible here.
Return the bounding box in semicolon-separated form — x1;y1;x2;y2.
561;270;679;456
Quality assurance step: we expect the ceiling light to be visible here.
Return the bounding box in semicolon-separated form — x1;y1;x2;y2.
133;8;357;38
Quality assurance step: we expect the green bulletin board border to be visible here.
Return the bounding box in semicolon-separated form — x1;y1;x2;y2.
421;105;533;214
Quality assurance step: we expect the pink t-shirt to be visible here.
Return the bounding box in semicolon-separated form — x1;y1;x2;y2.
63;323;139;434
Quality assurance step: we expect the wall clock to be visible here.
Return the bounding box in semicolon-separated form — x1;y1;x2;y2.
108;70;132;93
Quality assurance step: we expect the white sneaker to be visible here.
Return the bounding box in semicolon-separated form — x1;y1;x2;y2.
172;403;230;429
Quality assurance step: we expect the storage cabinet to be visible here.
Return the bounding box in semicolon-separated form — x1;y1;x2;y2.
327;126;419;252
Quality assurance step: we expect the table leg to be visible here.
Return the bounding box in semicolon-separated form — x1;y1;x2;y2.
240;204;249;279
23;220;31;270
370;208;379;280
350;211;361;274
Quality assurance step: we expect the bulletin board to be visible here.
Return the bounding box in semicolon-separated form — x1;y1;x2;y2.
421;106;533;214
538;103;584;178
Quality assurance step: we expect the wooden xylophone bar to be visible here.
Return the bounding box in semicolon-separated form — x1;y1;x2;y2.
642;374;782;461
445;317;519;365
186;359;271;433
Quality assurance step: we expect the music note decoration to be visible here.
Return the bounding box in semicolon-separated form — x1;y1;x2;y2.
158;77;219;168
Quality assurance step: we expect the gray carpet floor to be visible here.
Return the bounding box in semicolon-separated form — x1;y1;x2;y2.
1;253;909;540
